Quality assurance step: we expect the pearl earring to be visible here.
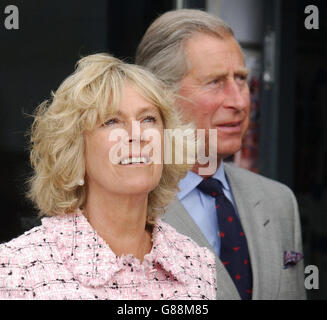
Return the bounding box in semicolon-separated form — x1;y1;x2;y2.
78;178;84;186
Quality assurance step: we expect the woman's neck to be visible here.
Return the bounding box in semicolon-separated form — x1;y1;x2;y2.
83;186;152;262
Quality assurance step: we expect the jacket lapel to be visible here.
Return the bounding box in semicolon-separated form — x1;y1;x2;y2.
163;199;241;300
224;163;280;299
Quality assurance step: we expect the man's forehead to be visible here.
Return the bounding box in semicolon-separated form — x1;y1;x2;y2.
185;32;240;51
183;39;245;81
204;66;249;78
184;33;244;66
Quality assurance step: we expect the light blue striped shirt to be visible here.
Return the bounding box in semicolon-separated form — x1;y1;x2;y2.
177;161;239;257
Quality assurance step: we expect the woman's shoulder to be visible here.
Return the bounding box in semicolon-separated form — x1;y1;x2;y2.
0;214;72;266
0;219;55;269
154;219;217;298
155;219;216;265
0;214;72;299
0;224;46;259
0;223;48;298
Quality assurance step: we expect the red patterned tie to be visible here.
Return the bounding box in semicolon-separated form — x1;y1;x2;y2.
197;177;253;300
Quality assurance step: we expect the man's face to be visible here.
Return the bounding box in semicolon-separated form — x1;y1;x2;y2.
178;33;250;159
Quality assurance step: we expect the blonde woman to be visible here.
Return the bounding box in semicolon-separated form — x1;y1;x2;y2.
0;54;217;300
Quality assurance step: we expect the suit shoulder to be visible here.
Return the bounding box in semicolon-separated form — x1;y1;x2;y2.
224;162;295;196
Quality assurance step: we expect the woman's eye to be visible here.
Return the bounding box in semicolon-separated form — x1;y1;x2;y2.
103;118;118;126
143;116;156;123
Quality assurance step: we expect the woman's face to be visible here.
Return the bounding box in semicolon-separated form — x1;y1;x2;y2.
84;81;164;197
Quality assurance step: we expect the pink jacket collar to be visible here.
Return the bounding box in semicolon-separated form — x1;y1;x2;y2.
41;210;192;288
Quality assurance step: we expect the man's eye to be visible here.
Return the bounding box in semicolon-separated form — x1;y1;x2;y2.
236;74;248;83
208;79;223;87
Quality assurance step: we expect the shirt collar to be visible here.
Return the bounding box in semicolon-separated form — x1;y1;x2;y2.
177;170;203;200
178;160;230;200
212;161;230;191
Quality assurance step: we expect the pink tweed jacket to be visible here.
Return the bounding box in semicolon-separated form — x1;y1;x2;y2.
0;211;216;300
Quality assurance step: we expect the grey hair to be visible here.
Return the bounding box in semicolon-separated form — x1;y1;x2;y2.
135;9;234;92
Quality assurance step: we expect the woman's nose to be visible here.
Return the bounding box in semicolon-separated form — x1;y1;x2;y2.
126;120;142;143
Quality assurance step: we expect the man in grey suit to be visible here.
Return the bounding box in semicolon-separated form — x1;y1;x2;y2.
136;9;305;299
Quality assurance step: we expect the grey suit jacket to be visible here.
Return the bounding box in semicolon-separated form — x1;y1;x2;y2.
162;162;306;300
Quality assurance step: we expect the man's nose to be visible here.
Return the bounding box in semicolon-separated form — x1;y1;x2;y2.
221;79;249;110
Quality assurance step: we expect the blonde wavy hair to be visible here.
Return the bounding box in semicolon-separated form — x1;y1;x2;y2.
27;53;193;226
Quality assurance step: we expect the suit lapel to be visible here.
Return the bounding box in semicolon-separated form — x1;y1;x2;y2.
224;163;280;299
163;199;241;300
163;200;211;249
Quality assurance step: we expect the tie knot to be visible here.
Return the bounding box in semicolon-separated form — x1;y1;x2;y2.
197;178;223;198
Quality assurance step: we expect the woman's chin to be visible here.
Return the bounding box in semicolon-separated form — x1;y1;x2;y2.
114;180;159;195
